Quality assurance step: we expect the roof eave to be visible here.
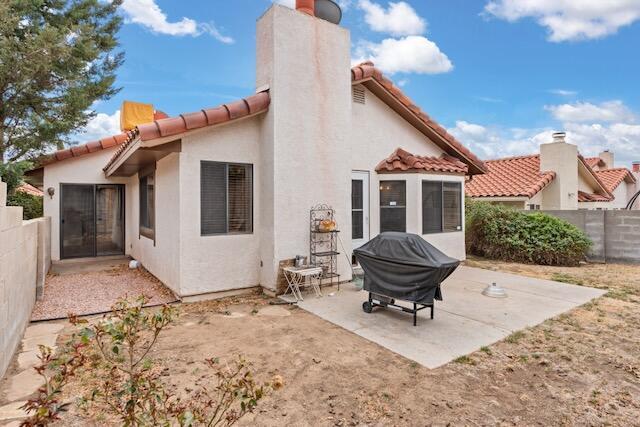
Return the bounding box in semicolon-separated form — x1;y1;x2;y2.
353;75;487;176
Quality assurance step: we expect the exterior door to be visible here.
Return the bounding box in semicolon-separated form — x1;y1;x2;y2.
60;184;125;259
351;171;370;250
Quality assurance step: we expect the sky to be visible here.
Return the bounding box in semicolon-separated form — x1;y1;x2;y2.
80;0;640;167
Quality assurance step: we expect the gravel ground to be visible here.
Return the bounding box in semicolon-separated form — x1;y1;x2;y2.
31;265;178;321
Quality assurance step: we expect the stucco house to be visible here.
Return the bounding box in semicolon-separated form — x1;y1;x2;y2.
27;2;487;300
466;132;638;210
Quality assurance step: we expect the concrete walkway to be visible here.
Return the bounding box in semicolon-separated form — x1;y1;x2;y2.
0;322;65;425
298;266;606;369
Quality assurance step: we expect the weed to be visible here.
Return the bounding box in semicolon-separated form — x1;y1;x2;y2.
480;346;492;355
454;355;475;365
505;331;525;344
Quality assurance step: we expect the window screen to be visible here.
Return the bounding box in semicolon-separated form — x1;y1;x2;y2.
443;182;462;232
422;181;462;234
139;172;155;238
201;162;253;235
380;181;406;233
422;181;442;234
352;180;364;239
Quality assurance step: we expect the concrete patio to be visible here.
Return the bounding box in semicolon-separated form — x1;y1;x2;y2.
298;265;606;368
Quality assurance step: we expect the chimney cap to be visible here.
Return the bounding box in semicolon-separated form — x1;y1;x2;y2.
552;131;566;143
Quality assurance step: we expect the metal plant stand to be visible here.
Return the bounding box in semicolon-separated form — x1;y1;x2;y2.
310;204;340;288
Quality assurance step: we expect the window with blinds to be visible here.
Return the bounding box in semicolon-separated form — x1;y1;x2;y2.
139;169;155;239
422;181;462;234
201;161;253;235
380;181;406;232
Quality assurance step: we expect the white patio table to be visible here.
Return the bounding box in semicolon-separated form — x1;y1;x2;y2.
282;266;323;301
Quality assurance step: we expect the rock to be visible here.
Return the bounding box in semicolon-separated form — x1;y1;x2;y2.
0;401;29;421
4;368;44;401
21;334;58;353
22;322;65;340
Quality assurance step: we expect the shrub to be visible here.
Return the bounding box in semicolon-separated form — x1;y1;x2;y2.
22;296;278;426
7;191;43;220
466;200;591;266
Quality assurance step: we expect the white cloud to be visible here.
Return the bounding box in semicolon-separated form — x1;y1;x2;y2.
74;110;122;141
121;0;234;43
357;0;426;36
449;121;551;160
484;0;640;42
549;89;577;96
353;36;453;74
545;100;636;123
450;104;640;166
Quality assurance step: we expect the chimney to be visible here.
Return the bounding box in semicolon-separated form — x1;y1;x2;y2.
256;3;351;290
633;161;640;173
552;131;566;143
296;0;314;16
599;150;614;169
540;132;578;209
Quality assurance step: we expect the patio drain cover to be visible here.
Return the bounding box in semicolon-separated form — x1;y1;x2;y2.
482;282;507;298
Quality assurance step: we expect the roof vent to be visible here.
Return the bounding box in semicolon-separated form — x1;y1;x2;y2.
352;86;365;104
552;132;566;143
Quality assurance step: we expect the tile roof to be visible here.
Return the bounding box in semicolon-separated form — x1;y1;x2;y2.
585;157;605;168
376;148;468;174
16;182;44;197
351;61;488;175
578;191;612;202
594;168;637;193
36;110;172;167
103;91;270;172
465;155;556;198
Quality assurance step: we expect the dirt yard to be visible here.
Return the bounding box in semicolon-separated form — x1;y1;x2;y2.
6;259;640;426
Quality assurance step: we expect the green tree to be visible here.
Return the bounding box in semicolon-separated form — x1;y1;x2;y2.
0;0;124;163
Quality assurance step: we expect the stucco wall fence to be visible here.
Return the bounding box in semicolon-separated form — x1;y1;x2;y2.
0;180;51;379
537;210;640;264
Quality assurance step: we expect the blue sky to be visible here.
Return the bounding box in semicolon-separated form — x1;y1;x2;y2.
82;0;640;166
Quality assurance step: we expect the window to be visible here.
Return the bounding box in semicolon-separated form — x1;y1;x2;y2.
422;181;462;234
528;204;541;210
352;180;364;239
139;167;155;239
201;161;253;235
380;181;406;232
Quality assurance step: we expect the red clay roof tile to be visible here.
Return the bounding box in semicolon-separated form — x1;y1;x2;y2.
376;148;469;174
465;155;556;198
578;191;612;202
594;168;637;193
103;91;271;172
585;157;605;168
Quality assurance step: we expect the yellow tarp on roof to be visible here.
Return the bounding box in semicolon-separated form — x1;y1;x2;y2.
120;101;155;131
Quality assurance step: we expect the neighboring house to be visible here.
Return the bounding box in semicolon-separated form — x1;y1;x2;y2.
16;183;44;197
26;3;486;300
467;132;638;210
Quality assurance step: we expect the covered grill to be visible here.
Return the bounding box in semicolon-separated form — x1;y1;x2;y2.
353;232;460;325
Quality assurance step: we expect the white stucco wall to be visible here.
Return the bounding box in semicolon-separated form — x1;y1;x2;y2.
350;86;466;260
43;148;130;261
178;118;263;297
128;153;181;295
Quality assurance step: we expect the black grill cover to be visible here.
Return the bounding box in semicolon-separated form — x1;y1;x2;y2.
353;232;460;304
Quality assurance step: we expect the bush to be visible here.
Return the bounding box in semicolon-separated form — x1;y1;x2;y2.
466;200;591;266
7;191;43;220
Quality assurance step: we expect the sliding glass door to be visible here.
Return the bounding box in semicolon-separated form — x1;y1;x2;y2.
60;184;124;259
